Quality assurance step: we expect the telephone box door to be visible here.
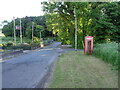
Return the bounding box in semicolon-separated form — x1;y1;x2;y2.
84;36;93;54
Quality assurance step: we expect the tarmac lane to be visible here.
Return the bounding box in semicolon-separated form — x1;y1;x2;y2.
2;42;62;88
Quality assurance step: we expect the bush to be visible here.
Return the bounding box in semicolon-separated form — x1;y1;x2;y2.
2;42;14;49
2;43;32;50
30;42;37;47
53;37;58;41
6;42;14;47
30;42;40;47
61;40;71;45
93;42;119;69
21;46;31;50
20;43;30;46
43;38;53;45
2;43;7;49
30;37;40;47
20;43;31;50
33;37;40;44
0;44;3;47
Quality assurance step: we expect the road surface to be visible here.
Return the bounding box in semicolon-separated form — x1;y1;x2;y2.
2;42;66;88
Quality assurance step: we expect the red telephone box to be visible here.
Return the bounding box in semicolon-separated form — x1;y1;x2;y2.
84;36;93;54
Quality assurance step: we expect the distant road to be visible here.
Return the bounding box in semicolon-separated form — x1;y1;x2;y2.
2;42;64;88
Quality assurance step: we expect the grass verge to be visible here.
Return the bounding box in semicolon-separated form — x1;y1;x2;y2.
49;51;118;88
2;37;32;44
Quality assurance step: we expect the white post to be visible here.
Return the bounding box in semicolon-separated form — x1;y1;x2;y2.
32;22;34;42
13;17;16;45
40;31;41;40
20;18;22;43
74;7;77;50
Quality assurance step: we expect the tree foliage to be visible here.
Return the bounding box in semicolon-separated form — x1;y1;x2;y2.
2;16;52;39
42;2;120;48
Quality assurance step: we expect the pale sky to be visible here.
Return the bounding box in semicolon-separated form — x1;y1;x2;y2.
0;0;119;26
0;0;48;27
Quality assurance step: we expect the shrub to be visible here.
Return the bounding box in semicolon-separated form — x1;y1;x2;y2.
30;42;37;47
53;37;58;41
61;40;70;45
2;43;7;49
43;38;53;46
6;42;14;47
33;37;40;44
20;43;31;50
21;46;31;50
30;37;41;47
0;44;3;47
2;43;32;50
20;43;30;46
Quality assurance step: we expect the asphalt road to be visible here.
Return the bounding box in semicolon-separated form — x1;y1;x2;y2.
2;42;66;88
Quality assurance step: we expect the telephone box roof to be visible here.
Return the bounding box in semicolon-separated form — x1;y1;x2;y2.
85;36;93;38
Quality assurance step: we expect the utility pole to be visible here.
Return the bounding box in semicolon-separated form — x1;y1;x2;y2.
32;22;34;42
20;18;22;43
40;31;41;40
74;7;77;50
13;17;16;45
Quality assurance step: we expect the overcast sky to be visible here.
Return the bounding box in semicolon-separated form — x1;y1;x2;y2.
1;0;119;25
0;0;48;26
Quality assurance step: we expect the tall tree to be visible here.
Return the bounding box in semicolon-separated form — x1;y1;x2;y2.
2;16;51;39
42;2;120;48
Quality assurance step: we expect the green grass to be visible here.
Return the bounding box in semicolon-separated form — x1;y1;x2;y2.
1;37;32;44
93;42;118;69
48;51;118;88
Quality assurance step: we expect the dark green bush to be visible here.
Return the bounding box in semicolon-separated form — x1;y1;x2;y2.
2;43;7;49
2;43;32;50
43;38;53;45
21;46;31;50
30;42;39;47
19;43;31;50
6;42;14;47
53;37;58;41
11;45;31;50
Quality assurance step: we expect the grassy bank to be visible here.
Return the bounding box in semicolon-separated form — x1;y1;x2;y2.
48;51;118;88
93;42;118;69
2;37;32;44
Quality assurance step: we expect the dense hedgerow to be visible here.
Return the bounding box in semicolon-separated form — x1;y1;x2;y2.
93;42;119;69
